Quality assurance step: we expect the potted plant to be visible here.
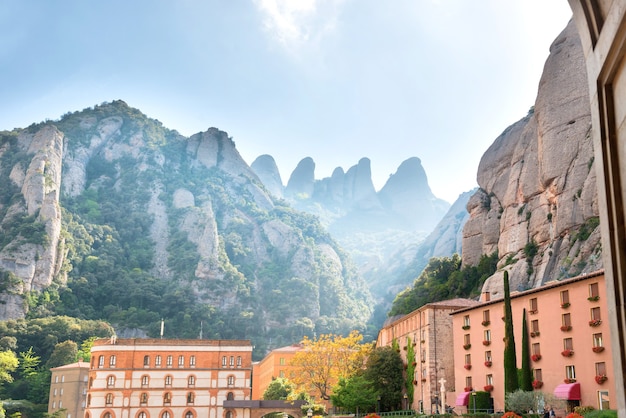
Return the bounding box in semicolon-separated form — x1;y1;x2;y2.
462;325;470;330
532;380;543;389
561;349;574;357
561;302;571;308
588;295;600;301
463;343;471;350
484;361;492;367
464;386;473;392
564;378;576;383
481;320;490;326
530;331;540;337
592;346;605;353
589;319;602;326
531;354;541;361
595;375;608;384
560;325;572;331
483;384;494;392
482;340;491;346
464;364;472;370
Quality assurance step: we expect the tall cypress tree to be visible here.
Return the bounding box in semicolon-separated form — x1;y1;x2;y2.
503;270;519;394
520;308;533;391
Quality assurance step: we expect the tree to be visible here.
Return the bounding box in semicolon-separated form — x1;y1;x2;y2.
330;375;377;414
263;378;295;400
47;341;78;368
0;350;18;386
362;347;404;412
290;331;372;401
77;337;97;362
520;309;533;391
503;271;519;394
405;337;415;408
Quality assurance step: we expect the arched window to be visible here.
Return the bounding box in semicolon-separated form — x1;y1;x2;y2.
161;412;170;418
163;392;172;405
185;411;194;418
98;356;104;368
138;412;147;418
103;413;112;418
109;355;116;367
187;392;194;404
140;393;148;404
141;375;149;387
143;356;150;367
105;393;113;405
225;411;233;418
188;375;195;387
89;377;93;388
227;392;234;400
164;375;172;386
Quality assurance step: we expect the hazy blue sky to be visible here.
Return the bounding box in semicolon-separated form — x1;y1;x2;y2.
0;1;572;203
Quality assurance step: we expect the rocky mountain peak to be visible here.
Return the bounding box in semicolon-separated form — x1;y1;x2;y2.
285;157;315;198
251;154;283;198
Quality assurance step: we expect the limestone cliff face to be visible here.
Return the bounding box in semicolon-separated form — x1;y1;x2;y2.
462;21;601;296
0;126;64;319
251;154;283;198
0;101;372;348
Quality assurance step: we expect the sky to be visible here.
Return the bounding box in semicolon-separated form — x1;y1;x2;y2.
0;0;573;204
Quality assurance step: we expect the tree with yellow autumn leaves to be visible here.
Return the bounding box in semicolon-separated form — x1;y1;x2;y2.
289;330;373;401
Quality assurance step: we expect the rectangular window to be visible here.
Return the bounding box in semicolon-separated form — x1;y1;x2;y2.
190;356;196;367
529;298;538;313
141;376;149;387
593;333;603;348
534;369;543;382
279;357;285;365
155;355;162;367
230;356;234;366
465;376;472;390
236;356;242;367
463;315;470;327
532;343;541;355
591;307;602;321
486;374;493;385
188;376;195;387
228;376;235;386
109;355;116;367
564;338;573;350
598;390;610;410
485;351;492;362
560;290;570;305
279;370;285;378
596;362;607;376
589;282;600;298
566;365;576;380
464;354;471;366
464;334;470;346
482;310;490;324
143;356;150;367
222;356;227;367
531;319;539;334
484;329;491;342
165;376;172;386
98;356;104;368
166;355;173;367
562;313;572;327
178;355;185;367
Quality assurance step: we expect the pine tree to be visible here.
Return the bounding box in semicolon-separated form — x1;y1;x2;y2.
520;308;533;391
503;270;519;394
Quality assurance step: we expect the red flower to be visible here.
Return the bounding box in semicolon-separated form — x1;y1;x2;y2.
595;375;608;384
484;361;492;367
564;378;576;383
532;380;543;389
561;325;572;331
464;386;473;392
464;364;472;370
561;349;574;357
589;319;602;326
483;384;494;392
531;354;541;362
592;346;605;353
482;340;491;346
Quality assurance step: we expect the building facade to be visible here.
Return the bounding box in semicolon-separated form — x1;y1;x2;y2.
376;298;479;414
85;338;253;418
451;271;615;414
251;344;302;400
49;361;90;418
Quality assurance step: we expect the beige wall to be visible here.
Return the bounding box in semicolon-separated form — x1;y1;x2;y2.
49;361;90;418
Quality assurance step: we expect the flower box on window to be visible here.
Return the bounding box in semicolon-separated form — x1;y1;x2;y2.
592;346;605;353
588;296;600;302
531;354;541;362
530;331;540;337
462;325;470;330
481;320;490;326
561;302;570;308
595;375;608;384
463;344;471;350
413;380;418;385
564;378;576;384
482;340;491;346
483;385;494;392
484;361;492;367
561;349;574;357
412;361;417;366
589;319;602;327
532;380;543;389
422;378;426;382
529;310;537;315
464;386;473;392
560;325;572;331
464;364;472;370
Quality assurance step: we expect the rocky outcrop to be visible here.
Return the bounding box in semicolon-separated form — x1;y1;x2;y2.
285;157;316;198
251;154;284;198
462;20;601;296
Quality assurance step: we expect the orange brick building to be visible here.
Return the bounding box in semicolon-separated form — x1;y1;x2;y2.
86;338;253;418
451;270;615;414
376;298;479;414
49;361;90;418
251;344;302;400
